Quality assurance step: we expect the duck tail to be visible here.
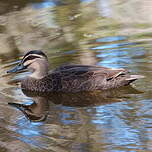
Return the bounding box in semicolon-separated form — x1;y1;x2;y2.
125;75;145;81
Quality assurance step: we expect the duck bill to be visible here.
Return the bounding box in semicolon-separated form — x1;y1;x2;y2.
7;63;26;73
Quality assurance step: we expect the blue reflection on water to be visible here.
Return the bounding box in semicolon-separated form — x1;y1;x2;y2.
16;118;43;136
91;100;151;151
57;106;80;125
92;42;135;50
92;36;146;69
13;104;79;147
59;112;76;125
11;95;45;146
32;1;55;9
32;0;95;9
96;47;145;69
97;48;132;68
14;117;45;148
96;36;126;42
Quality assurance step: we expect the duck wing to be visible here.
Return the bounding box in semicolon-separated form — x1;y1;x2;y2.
54;64;127;78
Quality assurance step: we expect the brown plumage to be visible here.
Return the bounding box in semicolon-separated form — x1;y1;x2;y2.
7;50;144;93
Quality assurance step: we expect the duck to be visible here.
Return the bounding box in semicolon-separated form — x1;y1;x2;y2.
7;50;144;93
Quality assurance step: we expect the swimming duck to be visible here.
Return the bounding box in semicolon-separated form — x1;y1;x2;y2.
7;50;144;92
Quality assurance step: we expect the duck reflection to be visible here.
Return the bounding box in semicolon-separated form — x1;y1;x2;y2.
8;86;142;122
8;96;49;122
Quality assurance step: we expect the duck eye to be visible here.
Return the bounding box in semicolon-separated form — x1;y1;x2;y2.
23;55;41;63
18;62;22;66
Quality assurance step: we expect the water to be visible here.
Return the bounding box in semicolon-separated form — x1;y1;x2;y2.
0;0;152;152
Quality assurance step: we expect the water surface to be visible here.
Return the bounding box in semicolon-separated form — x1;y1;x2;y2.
0;0;152;152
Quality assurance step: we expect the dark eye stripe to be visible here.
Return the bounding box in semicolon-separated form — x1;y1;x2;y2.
22;55;41;63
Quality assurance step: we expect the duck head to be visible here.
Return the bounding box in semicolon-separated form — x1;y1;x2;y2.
7;50;49;79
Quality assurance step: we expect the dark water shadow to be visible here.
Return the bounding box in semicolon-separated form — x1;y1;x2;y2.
8;86;142;122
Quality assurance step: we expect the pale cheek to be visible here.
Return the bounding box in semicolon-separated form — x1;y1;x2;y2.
23;60;33;66
30;62;40;70
28;62;40;72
